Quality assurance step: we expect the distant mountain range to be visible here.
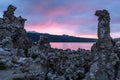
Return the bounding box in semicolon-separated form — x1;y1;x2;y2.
27;31;97;42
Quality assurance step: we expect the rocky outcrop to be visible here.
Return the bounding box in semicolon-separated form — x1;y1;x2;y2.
38;36;51;50
0;5;32;49
3;5;26;28
43;48;91;80
91;10;114;53
85;10;119;80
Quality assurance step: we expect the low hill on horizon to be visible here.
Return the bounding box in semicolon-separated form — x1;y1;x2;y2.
27;31;97;42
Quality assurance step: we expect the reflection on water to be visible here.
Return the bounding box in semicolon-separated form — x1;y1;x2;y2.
50;42;94;50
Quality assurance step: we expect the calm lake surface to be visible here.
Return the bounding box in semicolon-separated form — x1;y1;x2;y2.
50;42;94;50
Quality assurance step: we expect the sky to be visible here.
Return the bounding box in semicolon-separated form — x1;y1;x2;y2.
0;0;120;38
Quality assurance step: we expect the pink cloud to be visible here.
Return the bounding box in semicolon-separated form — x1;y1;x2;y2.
74;33;97;38
25;21;68;34
46;8;70;16
24;1;101;38
25;20;97;38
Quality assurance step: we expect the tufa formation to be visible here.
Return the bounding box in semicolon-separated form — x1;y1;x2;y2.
0;5;32;49
85;10;119;80
92;10;114;52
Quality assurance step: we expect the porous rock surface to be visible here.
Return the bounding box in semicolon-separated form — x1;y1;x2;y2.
0;5;32;49
87;10;119;80
0;5;120;80
91;10;114;52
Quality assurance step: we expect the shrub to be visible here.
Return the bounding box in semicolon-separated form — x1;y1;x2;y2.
31;54;38;60
0;61;7;70
24;48;28;57
12;78;25;80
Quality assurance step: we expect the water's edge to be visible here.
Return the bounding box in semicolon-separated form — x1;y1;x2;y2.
50;42;94;50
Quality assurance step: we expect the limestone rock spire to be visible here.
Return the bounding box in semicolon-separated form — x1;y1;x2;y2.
3;5;16;21
92;10;114;52
2;5;26;28
0;5;32;49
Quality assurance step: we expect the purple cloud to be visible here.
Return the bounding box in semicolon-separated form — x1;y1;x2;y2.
0;0;120;38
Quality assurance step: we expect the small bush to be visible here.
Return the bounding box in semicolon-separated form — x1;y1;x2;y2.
0;62;7;70
31;54;38;60
24;48;28;57
13;77;39;80
12;78;25;80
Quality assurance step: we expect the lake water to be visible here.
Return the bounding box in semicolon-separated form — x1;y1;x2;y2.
50;42;94;50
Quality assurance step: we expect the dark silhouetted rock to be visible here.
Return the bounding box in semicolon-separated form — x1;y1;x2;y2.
0;5;32;49
38;36;51;50
85;10;118;80
3;5;16;21
92;10;114;52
